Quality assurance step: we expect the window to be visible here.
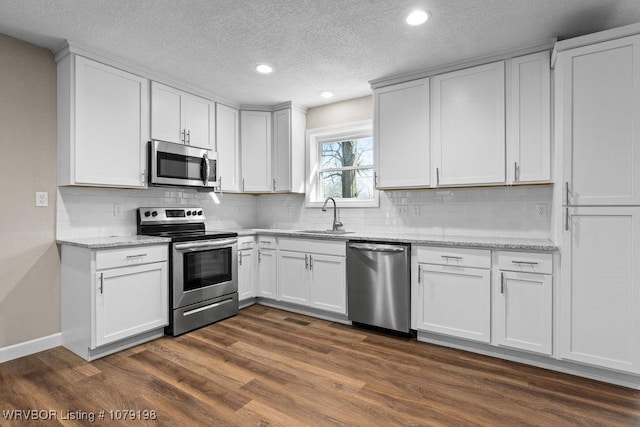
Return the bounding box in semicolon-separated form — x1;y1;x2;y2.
306;120;378;207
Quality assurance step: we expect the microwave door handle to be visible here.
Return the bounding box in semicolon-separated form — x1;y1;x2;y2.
202;153;210;186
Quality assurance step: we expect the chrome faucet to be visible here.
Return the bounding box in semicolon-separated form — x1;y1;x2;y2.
322;197;343;231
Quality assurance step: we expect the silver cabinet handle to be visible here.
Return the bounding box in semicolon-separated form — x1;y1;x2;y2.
436;168;440;186
186;130;191;145
258;250;262;263
514;162;520;182
305;254;308;269
181;129;185;143
238;252;243;265
500;272;505;294
565;181;570;205
242;178;245;192
418;265;422;284
309;255;313;270
441;255;462;260
512;261;538;266
273;178;276;191
374;172;379;187
99;272;104;294
565;207;570;231
125;253;147;259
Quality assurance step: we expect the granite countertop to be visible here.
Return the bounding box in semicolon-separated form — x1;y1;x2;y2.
57;235;171;249
57;229;557;252
234;228;557;252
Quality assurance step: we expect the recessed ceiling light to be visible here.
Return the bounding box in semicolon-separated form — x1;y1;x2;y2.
320;91;334;99
255;64;273;74
406;10;430;26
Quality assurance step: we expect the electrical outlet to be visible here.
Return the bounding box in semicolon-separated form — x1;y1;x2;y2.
398;205;408;216
35;192;48;207
113;204;122;217
536;204;548;219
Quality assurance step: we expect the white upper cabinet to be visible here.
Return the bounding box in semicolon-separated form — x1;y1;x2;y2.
216;104;241;192
240;110;272;192
431;61;506;186
507;51;551;184
560;35;640;206
374;78;430;189
151;82;214;150
58;55;148;188
273;108;306;193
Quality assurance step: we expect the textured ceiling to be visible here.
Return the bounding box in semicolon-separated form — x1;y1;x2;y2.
0;0;639;107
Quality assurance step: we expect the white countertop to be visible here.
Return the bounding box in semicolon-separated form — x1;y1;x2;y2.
57;229;557;252
57;235;171;249
236;228;557;252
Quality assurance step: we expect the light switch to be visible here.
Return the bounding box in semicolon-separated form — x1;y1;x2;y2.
35;192;48;207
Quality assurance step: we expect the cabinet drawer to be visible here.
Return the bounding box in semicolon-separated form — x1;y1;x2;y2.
279;237;346;256
497;251;552;274
257;236;277;249
415;246;490;269
238;236;255;250
96;245;168;270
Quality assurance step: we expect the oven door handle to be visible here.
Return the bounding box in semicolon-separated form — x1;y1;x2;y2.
174;238;237;252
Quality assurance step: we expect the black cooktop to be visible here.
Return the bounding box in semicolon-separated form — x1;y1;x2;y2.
141;229;237;243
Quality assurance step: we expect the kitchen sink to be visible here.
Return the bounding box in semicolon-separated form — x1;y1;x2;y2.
295;229;355;235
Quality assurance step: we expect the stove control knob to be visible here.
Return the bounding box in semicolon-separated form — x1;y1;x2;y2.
186;211;191;216
144;211;151;217
151;211;158;217
197;210;203;216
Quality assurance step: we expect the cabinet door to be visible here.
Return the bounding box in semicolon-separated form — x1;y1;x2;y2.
216;104;240;192
184;94;212;150
560;206;640;373
74;57;148;187
238;249;256;301
495;271;552;355
94;262;168;348
431;61;505;186
241;110;272;192
416;264;491;343
309;254;346;314
273;109;292;192
277;250;309;305
151;82;183;144
257;249;277;299
561;35;640;205
507;51;551;184
375;78;430;188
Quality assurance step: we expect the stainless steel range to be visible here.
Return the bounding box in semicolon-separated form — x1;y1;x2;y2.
137;207;238;336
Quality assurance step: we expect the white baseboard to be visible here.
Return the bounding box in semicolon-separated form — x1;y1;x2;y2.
0;333;62;364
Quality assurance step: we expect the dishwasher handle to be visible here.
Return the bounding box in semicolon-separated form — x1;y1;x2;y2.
347;243;407;253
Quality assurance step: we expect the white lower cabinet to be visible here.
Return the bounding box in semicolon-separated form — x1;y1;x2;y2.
61;244;168;361
238;236;256;301
561;206;640;374
277;238;347;315
95;262;168;347
494;251;553;355
257;237;277;299
412;247;491;343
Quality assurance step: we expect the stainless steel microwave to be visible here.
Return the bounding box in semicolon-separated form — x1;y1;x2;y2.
149;140;218;189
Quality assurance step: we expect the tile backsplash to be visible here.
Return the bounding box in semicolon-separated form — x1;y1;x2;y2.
256;185;553;239
57;184;552;240
56;187;257;239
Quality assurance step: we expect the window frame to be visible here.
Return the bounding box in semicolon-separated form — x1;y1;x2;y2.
305;119;379;208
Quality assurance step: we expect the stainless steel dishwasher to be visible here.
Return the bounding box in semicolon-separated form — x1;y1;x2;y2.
346;241;411;333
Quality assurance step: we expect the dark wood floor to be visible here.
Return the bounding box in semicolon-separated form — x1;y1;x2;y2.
2;305;640;426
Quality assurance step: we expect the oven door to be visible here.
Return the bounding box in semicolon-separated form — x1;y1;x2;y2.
172;238;237;309
150;140;218;188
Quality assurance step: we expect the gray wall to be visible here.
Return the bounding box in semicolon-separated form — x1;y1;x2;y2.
0;34;60;347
